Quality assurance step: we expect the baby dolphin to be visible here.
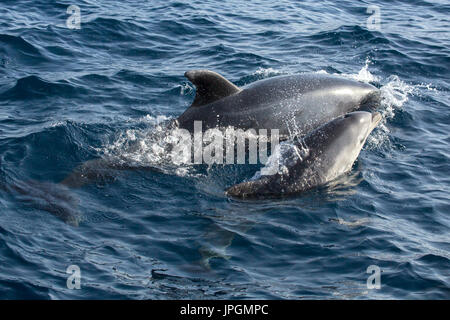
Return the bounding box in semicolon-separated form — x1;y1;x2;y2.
226;111;382;198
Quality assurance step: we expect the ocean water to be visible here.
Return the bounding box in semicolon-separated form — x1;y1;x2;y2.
0;0;449;299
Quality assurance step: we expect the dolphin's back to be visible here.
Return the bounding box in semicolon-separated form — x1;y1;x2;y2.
177;72;380;138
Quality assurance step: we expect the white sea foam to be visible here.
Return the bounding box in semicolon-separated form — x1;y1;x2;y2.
342;58;380;83
98;115;198;177
253;67;285;77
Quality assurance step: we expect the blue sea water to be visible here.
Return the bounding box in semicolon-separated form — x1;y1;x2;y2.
0;0;449;299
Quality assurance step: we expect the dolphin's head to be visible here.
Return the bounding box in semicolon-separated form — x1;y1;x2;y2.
321;111;381;176
330;80;381;111
226;111;381;198
357;86;381;111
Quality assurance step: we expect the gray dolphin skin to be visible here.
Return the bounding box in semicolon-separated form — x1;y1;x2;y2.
177;70;381;139
226;111;382;198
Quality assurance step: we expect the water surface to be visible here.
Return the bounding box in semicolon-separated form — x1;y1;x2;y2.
0;0;449;299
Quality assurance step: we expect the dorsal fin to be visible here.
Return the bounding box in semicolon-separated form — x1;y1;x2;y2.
185;70;241;107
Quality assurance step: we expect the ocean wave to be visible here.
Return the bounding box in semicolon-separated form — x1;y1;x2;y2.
306;25;388;46
0;75;84;100
0;33;48;65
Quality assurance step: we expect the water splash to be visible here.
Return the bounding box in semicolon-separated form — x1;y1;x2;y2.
343;59;380;83
99;115;196;177
254;140;310;178
253;67;285;77
367;75;414;148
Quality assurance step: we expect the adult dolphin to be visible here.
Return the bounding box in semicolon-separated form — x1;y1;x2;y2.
226;111;382;198
177;70;381;139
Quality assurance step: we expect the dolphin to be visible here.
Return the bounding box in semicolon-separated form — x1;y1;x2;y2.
226;111;382;198
177;70;380;139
